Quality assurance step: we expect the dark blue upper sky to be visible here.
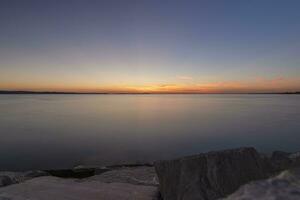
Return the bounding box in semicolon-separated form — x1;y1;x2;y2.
0;0;299;92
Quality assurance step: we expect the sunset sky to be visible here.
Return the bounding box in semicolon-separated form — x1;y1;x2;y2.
0;0;299;93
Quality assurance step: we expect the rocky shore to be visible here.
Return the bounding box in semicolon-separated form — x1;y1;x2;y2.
155;147;300;200
0;165;159;200
0;147;299;200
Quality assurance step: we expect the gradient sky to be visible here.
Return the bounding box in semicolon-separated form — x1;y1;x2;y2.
0;0;300;93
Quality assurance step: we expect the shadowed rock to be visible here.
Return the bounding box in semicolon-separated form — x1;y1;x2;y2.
155;147;272;200
0;176;14;187
0;171;48;188
45;168;100;179
271;151;300;172
45;163;154;179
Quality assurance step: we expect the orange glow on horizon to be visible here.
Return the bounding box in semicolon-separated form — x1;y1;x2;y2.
1;76;299;93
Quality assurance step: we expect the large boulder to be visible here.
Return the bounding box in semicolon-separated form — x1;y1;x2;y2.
271;151;300;172
154;147;271;200
223;168;300;200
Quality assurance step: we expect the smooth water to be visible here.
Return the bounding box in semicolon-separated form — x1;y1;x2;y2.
0;94;299;170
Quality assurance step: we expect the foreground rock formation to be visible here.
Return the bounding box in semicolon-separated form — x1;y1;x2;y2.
1;147;299;200
224;168;300;200
154;147;300;200
0;166;159;200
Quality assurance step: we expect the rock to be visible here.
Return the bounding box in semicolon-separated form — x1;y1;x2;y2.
0;166;160;200
45;164;154;179
289;152;300;159
271;151;300;172
271;151;293;172
223;168;300;200
45;168;99;179
0;176;159;200
0;171;49;188
0;176;14;187
155;147;271;200
23;170;49;179
86;166;159;186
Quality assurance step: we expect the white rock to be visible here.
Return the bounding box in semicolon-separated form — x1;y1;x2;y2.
223;168;300;200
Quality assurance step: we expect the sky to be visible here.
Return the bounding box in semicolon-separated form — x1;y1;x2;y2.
0;0;299;93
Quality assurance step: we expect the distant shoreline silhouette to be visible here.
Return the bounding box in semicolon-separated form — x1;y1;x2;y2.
0;90;299;95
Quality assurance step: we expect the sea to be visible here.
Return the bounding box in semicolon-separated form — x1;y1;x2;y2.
0;94;299;170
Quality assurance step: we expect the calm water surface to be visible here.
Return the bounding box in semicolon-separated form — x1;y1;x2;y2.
0;94;299;170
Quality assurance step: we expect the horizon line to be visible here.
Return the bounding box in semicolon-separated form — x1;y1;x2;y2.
0;90;299;95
